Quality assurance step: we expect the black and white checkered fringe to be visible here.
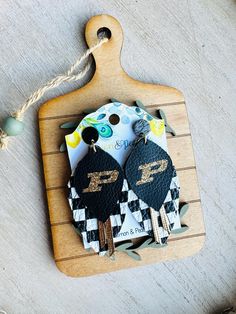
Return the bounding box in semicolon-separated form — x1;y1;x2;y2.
68;168;180;254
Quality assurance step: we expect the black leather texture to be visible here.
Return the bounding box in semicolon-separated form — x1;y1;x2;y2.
74;146;124;222
125;139;173;212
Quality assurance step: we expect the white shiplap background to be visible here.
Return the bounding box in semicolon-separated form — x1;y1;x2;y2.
0;1;236;313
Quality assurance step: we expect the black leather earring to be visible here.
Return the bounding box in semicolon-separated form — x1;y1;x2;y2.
73;127;124;255
124;119;174;243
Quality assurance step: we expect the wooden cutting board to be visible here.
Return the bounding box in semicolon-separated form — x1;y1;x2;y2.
38;14;205;277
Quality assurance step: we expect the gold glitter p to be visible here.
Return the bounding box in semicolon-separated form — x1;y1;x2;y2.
136;160;168;186
83;170;119;193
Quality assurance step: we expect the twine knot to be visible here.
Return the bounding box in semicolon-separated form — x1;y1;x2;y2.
0;129;9;149
11;111;23;121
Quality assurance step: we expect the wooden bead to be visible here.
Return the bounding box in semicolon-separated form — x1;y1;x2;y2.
2;117;24;136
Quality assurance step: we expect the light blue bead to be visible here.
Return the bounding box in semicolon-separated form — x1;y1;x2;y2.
2;117;24;136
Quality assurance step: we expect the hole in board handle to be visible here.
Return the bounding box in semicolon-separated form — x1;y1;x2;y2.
97;27;112;40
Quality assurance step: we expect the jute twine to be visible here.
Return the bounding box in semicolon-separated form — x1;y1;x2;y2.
0;38;108;149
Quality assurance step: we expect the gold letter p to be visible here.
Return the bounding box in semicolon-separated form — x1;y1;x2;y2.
83;170;119;193
136;160;168;186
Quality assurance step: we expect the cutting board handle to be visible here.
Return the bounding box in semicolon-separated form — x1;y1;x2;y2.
85;14;125;78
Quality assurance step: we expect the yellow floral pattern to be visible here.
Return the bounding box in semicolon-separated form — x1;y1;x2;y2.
150;119;165;137
66;131;81;149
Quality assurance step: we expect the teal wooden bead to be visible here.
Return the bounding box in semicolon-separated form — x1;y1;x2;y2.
2;117;24;136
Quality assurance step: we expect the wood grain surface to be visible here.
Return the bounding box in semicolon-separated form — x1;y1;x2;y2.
0;0;235;313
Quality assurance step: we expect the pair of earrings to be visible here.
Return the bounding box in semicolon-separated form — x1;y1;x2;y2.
73;119;175;255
